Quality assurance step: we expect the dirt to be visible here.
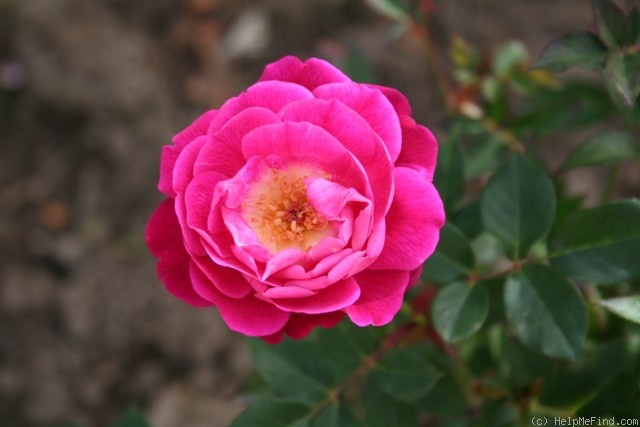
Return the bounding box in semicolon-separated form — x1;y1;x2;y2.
0;0;608;426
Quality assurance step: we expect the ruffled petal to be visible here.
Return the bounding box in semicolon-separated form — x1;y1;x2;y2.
190;264;290;336
259;56;351;91
372;167;445;271
173;109;218;149
146;199;212;307
208;81;313;131
313;83;402;163
345;269;410;326
267;277;361;314
284;311;345;339
192;255;253;299
194;107;281;178
395;119;438;181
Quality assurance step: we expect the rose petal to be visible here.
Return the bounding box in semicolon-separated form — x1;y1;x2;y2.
173;135;208;194
267;277;361;314
372;167;445;271
345;269;410;326
395;120;438;181
173;109;218;149
194;107;281;178
146;199;212;307
190;264;290;336
284;311;344;339
192;255;253;299
259;56;351;90
208;81;313;132
313;83;402;163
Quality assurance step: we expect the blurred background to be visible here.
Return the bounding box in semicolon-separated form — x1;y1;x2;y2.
0;0;596;426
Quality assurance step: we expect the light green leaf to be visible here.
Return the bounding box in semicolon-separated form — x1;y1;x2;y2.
422;222;475;284
505;264;587;360
480;153;556;260
599;296;640;324
364;382;419;427
534;32;607;72
230;400;311;427
550;199;640;284
561;131;640;169
432;282;489;343
371;344;442;402
605;52;640;108
493;41;528;77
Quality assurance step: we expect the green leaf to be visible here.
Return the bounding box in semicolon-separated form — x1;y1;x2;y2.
422;223;475;284
452;201;483;240
493;41;528;77
505;264;587;360
599;296;640;324
230;400;311;427
592;0;628;48
313;404;361;427
561;131;640;169
534;32;607;72
317;320;383;378
605;52;640;108
480;154;556;260
112;408;150;427
432;282;489;343
364;384;419;427
550;199;640;284
371;343;443;402
434;132;465;212
248;339;334;404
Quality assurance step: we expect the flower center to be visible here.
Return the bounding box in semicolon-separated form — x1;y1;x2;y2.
243;166;331;253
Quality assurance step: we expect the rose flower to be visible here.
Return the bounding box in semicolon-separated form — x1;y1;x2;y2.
146;56;445;343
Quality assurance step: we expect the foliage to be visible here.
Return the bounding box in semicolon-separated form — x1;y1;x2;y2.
227;0;640;425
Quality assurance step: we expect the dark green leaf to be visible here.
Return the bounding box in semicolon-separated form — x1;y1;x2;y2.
464;134;506;179
230;400;311;427
599;296;640;324
534;32;607;72
550;199;640;284
364;384;419;427
432;282;489;343
371;343;442;402
452;201;483;240
416;373;469;417
248;339;333;404
112;408;150;427
539;340;629;409
605;52;640;108
592;0;628;48
317;320;383;378
313;404;361;427
480;154;556;260
422;223;475;284
629;7;640;45
561;131;639;169
505;264;587;360
434;132;465;212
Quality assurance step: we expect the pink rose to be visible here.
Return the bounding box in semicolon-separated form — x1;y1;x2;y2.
146;56;445;343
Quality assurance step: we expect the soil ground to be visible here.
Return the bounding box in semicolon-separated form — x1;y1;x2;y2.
0;1;611;426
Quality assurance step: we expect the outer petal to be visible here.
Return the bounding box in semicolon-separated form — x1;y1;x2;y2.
313;83;402;163
372;167;445;271
194;107;281;178
173;109;218;148
267;278;361;314
190;264;290;336
146;199;212;307
259;56;351;90
395;120;438;181
284;311;344;339
208;81;313;132
345;269;410;326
